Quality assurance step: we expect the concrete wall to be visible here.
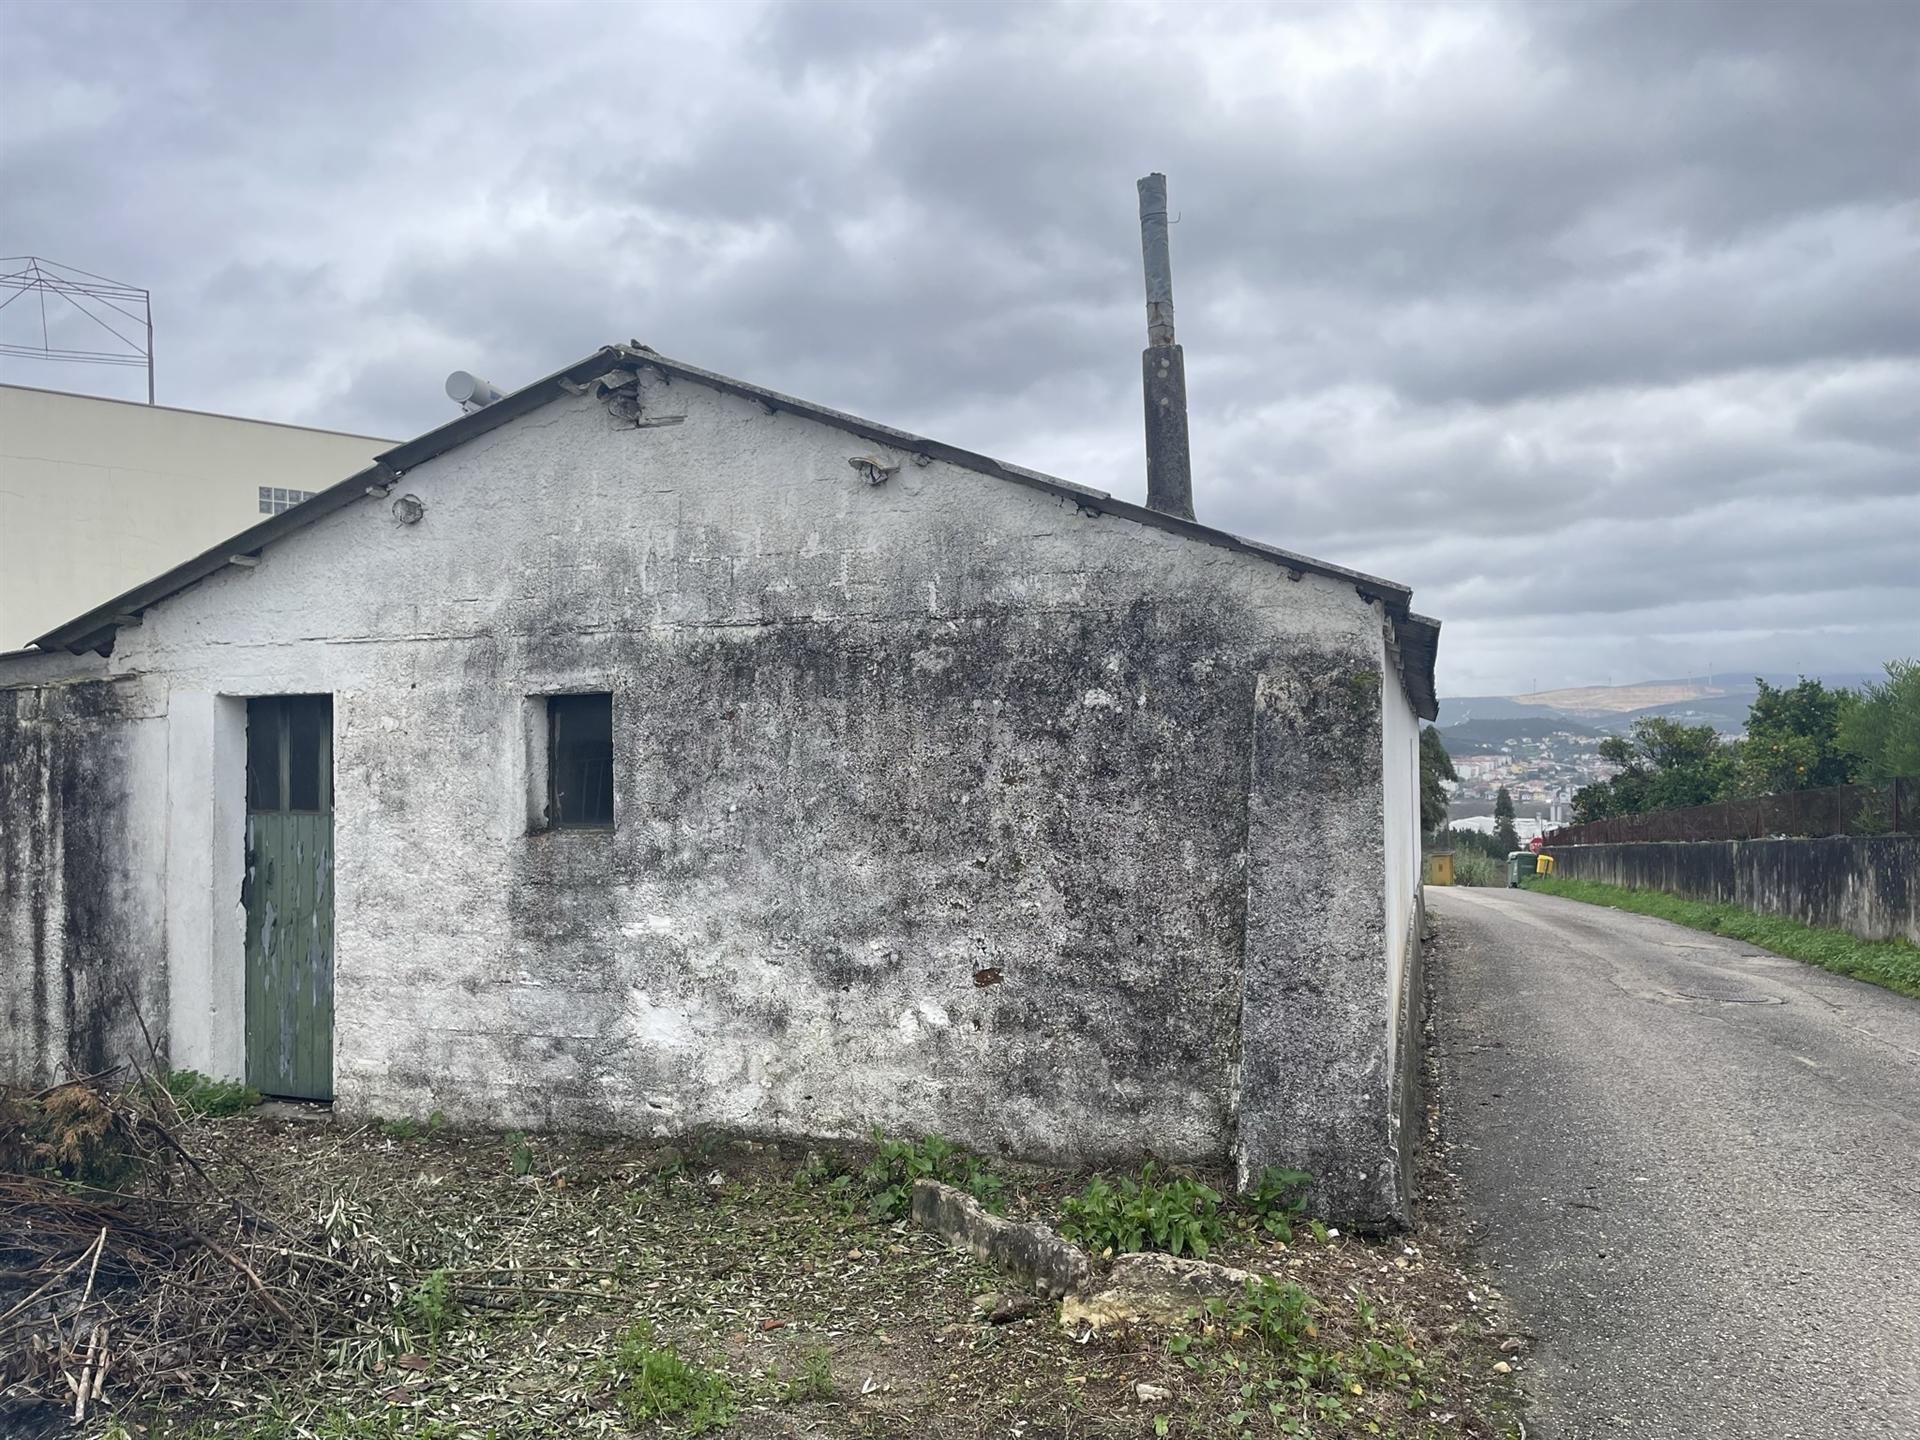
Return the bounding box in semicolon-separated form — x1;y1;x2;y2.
0;371;1427;1224
1547;838;1920;946
0;384;389;647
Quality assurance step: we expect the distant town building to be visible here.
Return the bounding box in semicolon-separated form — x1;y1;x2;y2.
1450;814;1553;844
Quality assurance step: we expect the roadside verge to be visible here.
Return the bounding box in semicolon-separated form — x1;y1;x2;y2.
1526;875;1920;998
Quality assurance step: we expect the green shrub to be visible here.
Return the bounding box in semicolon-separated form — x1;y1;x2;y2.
1060;1164;1224;1259
1450;850;1504;887
860;1130;1004;1221
602;1321;736;1432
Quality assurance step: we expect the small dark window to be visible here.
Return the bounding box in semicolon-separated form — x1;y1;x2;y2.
549;693;614;828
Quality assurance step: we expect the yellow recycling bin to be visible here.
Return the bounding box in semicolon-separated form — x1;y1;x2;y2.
1424;853;1455;886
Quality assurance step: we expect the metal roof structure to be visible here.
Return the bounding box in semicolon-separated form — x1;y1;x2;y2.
0;257;155;403
24;342;1440;717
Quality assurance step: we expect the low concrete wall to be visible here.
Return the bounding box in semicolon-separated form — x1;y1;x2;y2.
1545;837;1920;946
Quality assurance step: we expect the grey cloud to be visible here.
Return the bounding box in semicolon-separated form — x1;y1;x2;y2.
1;0;1914;694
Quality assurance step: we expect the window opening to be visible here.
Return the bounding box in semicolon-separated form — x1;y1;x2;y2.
548;693;614;828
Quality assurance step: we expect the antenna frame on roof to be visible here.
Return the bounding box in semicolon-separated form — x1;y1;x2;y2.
0;255;154;403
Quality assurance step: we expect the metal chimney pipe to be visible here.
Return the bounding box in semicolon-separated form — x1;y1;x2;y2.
1137;173;1194;521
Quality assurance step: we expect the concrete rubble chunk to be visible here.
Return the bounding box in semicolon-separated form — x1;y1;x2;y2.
1059;1251;1260;1333
909;1179;1090;1299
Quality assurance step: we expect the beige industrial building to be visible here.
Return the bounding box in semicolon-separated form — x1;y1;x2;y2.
0;384;390;649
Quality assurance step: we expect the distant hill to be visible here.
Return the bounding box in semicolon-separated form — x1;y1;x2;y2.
1436;672;1878;734
1513;681;1720;714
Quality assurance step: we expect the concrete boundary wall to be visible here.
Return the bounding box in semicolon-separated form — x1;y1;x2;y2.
1545;837;1920;946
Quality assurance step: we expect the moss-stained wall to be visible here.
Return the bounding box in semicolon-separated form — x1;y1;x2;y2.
1238;654;1399;1225
1;372;1427;1222
0;672;167;1083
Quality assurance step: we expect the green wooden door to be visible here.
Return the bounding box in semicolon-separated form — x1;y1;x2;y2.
244;696;335;1100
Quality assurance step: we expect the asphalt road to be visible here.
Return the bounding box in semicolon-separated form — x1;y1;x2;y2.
1430;885;1920;1440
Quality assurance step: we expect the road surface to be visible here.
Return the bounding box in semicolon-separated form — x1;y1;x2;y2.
1430;885;1920;1439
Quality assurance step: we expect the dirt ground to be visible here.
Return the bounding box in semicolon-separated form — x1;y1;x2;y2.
56;1047;1527;1440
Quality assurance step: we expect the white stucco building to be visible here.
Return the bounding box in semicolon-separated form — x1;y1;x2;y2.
0;346;1439;1226
0;383;391;649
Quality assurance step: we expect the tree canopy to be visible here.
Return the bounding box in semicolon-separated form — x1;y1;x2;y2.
1736;677;1855;796
1839;660;1920;784
1419;724;1456;837
1492;785;1519;851
1572;716;1734;823
1568;664;1917;825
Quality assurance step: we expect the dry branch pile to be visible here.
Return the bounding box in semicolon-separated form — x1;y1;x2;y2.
0;1074;380;1429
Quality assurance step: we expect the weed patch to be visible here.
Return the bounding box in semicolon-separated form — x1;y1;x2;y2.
395;1268;463;1349
1060;1164;1225;1258
780;1344;835;1402
23;1099;1521;1438
600;1321;735;1432
378;1111;446;1142
1244;1166;1313;1242
1166;1280;1439;1434
854;1130;1005;1220
1530;875;1920;997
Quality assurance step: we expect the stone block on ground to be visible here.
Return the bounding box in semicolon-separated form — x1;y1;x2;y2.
909;1179;1090;1299
1059;1251;1260;1332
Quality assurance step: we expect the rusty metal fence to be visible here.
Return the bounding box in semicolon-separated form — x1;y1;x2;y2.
1544;778;1914;846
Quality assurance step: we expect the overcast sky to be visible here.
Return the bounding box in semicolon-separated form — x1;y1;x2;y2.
3;0;1915;696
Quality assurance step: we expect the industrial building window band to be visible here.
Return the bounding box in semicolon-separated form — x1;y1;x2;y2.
258;486;318;515
547;693;614;829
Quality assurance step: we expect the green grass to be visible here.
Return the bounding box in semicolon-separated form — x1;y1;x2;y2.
779;1345;835;1403
148;1069;261;1117
1529;875;1920;998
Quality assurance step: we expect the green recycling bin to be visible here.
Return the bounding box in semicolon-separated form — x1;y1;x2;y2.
1507;851;1537;887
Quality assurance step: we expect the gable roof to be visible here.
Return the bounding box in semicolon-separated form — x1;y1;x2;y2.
27;342;1440;718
